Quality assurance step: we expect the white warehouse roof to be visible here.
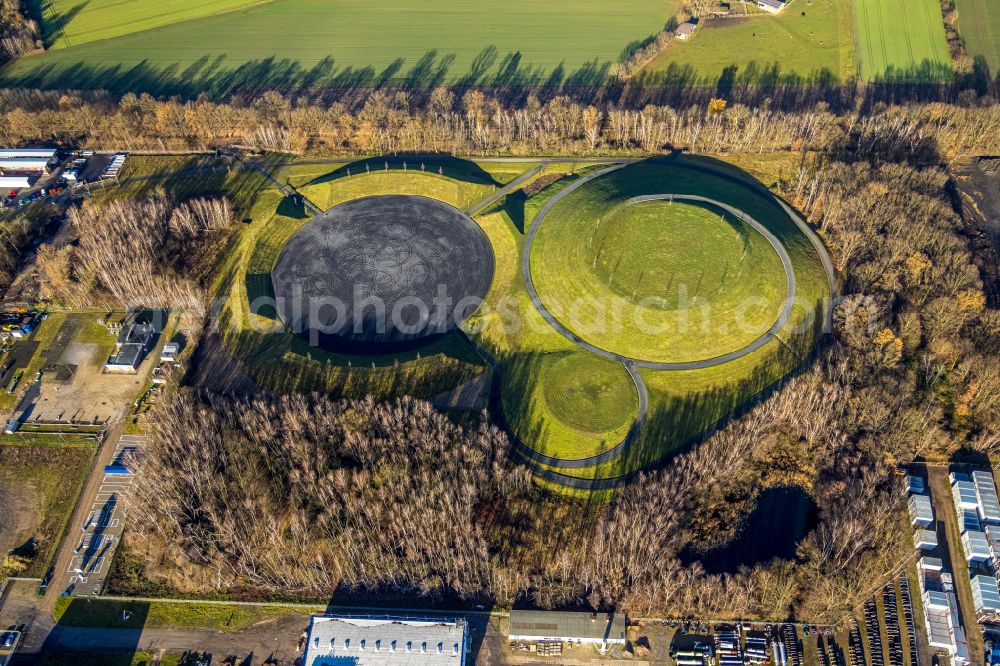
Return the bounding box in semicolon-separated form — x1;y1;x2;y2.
0;157;50;172
972;470;1000;524
0;148;56;159
303;616;468;666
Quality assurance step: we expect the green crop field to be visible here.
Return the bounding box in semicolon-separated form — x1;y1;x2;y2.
5;0;676;94
644;0;857;83
853;0;953;81
955;0;1000;72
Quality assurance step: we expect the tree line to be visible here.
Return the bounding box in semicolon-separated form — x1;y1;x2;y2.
0;87;996;159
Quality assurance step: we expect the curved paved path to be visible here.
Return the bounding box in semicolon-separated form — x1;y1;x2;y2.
507;162;823;489
523;182;798;371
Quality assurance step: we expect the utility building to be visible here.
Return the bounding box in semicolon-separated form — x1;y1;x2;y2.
972;470;1000;525
508;610;626;650
909;494;934;528
971;575;1000;621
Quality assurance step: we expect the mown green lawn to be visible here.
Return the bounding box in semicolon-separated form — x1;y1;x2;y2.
956;0;1000;72
532;193;788;363
54;596;313;632
524;156;831;482
501;351;639;460
645;0;857;83
7;0;675;94
38;651;183;666
854;0;953;81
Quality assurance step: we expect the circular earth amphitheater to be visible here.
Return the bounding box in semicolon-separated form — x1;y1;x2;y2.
232;157;834;489
271;194;495;353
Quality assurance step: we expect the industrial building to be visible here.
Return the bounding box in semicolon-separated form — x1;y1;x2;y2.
104;309;163;373
918;559;971;665
301;616;468;666
0;148;57;159
508;610;626;650
0;157;52;173
972;575;1000;621
909;493;934;528
973;470;1000;525
914;529;938;550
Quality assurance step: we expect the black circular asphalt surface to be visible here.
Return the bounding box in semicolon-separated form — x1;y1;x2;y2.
272;195;494;353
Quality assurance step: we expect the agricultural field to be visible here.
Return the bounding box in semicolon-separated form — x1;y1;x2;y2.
4;0;676;94
955;0;1000;72
644;0;857;83
205;153;831;488
853;0;953;81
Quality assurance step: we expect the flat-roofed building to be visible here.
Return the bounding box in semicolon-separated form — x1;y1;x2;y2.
0;148;56;159
302;616;468;666
907;475;925;494
971;575;1000;620
920;556;944;572
919;564;971;665
914;529;938;550
972;470;1000;525
0;158;51;173
962;530;993;563
953;479;981;513
909;494;934;528
508;610;626;650
960;509;982;534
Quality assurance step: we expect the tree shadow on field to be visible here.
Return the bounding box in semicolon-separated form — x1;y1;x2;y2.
301;153;505;192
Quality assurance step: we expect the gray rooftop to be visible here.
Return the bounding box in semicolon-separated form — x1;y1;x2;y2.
973;470;1000;524
508;610;626;643
303;616;467;666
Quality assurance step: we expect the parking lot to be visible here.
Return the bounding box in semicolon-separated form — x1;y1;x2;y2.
64;434;145;597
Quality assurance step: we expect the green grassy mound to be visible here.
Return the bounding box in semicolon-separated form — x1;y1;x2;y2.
502;352;638;460
534;197;786;362
213;164;490;400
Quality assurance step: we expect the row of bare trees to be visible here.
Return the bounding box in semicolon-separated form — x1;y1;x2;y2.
36;191;234;311
0;87;997;158
0;1;38;63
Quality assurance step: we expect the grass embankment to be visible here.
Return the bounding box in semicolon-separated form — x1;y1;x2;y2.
39;651;184;666
645;0;856;82
214;163;494;400
54;596;314;632
8;0;675;94
853;0;952;81
521;156;830;481
533;192;788;363
0;442;94;577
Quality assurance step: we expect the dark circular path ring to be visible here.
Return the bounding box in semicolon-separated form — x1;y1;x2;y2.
272;194;494;353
